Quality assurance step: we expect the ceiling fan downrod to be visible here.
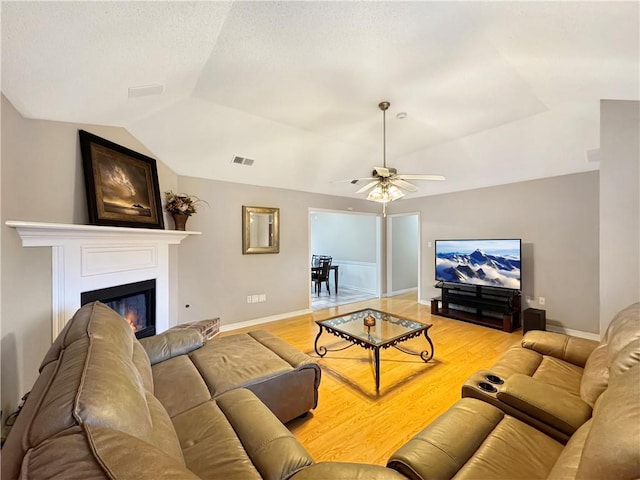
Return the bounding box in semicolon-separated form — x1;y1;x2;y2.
379;101;390;169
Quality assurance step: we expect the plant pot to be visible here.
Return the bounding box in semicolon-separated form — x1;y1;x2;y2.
171;213;189;231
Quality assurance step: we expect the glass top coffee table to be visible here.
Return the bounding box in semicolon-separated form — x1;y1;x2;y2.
314;309;434;391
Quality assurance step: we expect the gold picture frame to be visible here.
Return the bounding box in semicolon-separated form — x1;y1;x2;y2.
242;206;279;254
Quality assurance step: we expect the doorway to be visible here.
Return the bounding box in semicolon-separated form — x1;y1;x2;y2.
386;212;420;300
309;209;381;310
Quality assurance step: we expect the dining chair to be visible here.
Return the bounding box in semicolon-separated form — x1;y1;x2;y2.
314;257;332;296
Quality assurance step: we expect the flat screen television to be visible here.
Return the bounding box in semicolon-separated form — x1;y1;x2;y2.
435;239;521;291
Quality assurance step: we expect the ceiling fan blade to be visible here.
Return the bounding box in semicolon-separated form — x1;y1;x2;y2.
391;178;419;192
356;180;380;194
396;174;446;181
331;177;377;184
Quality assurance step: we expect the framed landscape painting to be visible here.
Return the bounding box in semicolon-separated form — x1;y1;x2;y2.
79;130;164;229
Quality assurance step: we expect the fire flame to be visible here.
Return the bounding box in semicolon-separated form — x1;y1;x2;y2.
124;309;140;332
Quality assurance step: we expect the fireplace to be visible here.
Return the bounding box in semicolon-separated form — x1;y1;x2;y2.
81;279;156;339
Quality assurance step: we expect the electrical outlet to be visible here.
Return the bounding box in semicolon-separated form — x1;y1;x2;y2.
259;294;266;302
247;295;252;304
525;296;532;304
539;296;546;306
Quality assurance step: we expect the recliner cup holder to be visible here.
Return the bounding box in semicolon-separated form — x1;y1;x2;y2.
485;374;504;385
478;382;498;393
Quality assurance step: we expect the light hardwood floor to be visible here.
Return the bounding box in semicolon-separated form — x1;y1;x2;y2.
221;293;522;466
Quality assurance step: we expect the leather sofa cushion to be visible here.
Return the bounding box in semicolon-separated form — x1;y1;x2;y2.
152;355;212;417
388;398;564;480
546;420;592;480
150;329;321;424
532;356;583;394
389;397;565;480
581;303;640;406
579;344;609;406
133;341;154;392
87;426;199;480
497;374;591;436
140;328;204;365
576;364;640;479
172;389;314;479
491;344;543;378
190;332;296;395
455;415;562;479
522;330;597;367
172;400;262;479
9;426;107;479
491;344;583;396
601;303;640;359
291;463;407;480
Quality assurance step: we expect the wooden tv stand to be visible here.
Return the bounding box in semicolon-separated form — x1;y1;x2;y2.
431;282;521;332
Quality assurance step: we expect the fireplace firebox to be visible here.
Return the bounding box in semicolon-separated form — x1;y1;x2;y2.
81;279;156;339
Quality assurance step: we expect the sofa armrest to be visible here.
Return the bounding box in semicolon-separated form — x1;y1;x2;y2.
291;463;406;480
521;330;598;367
249;330;321;386
168;318;220;340
496;373;592;436
215;388;314;480
139;329;204;365
387;398;505;480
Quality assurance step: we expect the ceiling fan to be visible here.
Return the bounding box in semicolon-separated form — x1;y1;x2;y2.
339;101;445;203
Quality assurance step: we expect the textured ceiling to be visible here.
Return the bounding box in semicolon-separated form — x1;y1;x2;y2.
2;1;639;200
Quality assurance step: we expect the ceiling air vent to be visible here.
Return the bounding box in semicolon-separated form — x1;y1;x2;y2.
232;155;255;166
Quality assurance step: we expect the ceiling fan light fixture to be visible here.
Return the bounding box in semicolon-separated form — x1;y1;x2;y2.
366;183;404;203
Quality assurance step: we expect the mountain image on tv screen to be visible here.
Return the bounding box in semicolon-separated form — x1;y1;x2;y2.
435;239;521;290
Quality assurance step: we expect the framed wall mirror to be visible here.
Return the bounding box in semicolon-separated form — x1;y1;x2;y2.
242;206;280;254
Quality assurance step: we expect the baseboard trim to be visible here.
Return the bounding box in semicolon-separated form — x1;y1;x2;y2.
546;323;600;341
388;287;418;296
339;284;378;295
220;309;312;332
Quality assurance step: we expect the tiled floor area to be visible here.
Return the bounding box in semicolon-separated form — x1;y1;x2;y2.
310;286;378;310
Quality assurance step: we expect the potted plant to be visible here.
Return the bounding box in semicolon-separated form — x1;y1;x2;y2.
164;191;208;230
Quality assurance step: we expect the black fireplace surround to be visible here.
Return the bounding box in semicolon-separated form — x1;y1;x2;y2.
81;279;156;339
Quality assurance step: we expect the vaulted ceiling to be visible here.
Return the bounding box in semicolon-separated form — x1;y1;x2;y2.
2;1;638;199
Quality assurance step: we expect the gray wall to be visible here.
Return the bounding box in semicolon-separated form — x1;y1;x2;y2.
0;95;179;416
388;172;600;334
174;176;379;326
599;100;640;330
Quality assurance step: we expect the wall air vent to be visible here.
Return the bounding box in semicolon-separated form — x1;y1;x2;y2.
128;84;164;98
232;155;255;166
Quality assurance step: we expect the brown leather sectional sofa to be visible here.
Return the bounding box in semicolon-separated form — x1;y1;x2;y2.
3;301;639;479
389;302;640;479
1;301;402;480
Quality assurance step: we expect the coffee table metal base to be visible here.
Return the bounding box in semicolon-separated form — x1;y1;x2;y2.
314;323;434;391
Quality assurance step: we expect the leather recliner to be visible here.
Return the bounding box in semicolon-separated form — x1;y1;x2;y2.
388;362;640;479
462;302;640;441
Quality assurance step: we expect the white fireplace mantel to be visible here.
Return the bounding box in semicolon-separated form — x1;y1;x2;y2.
7;220;200;341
